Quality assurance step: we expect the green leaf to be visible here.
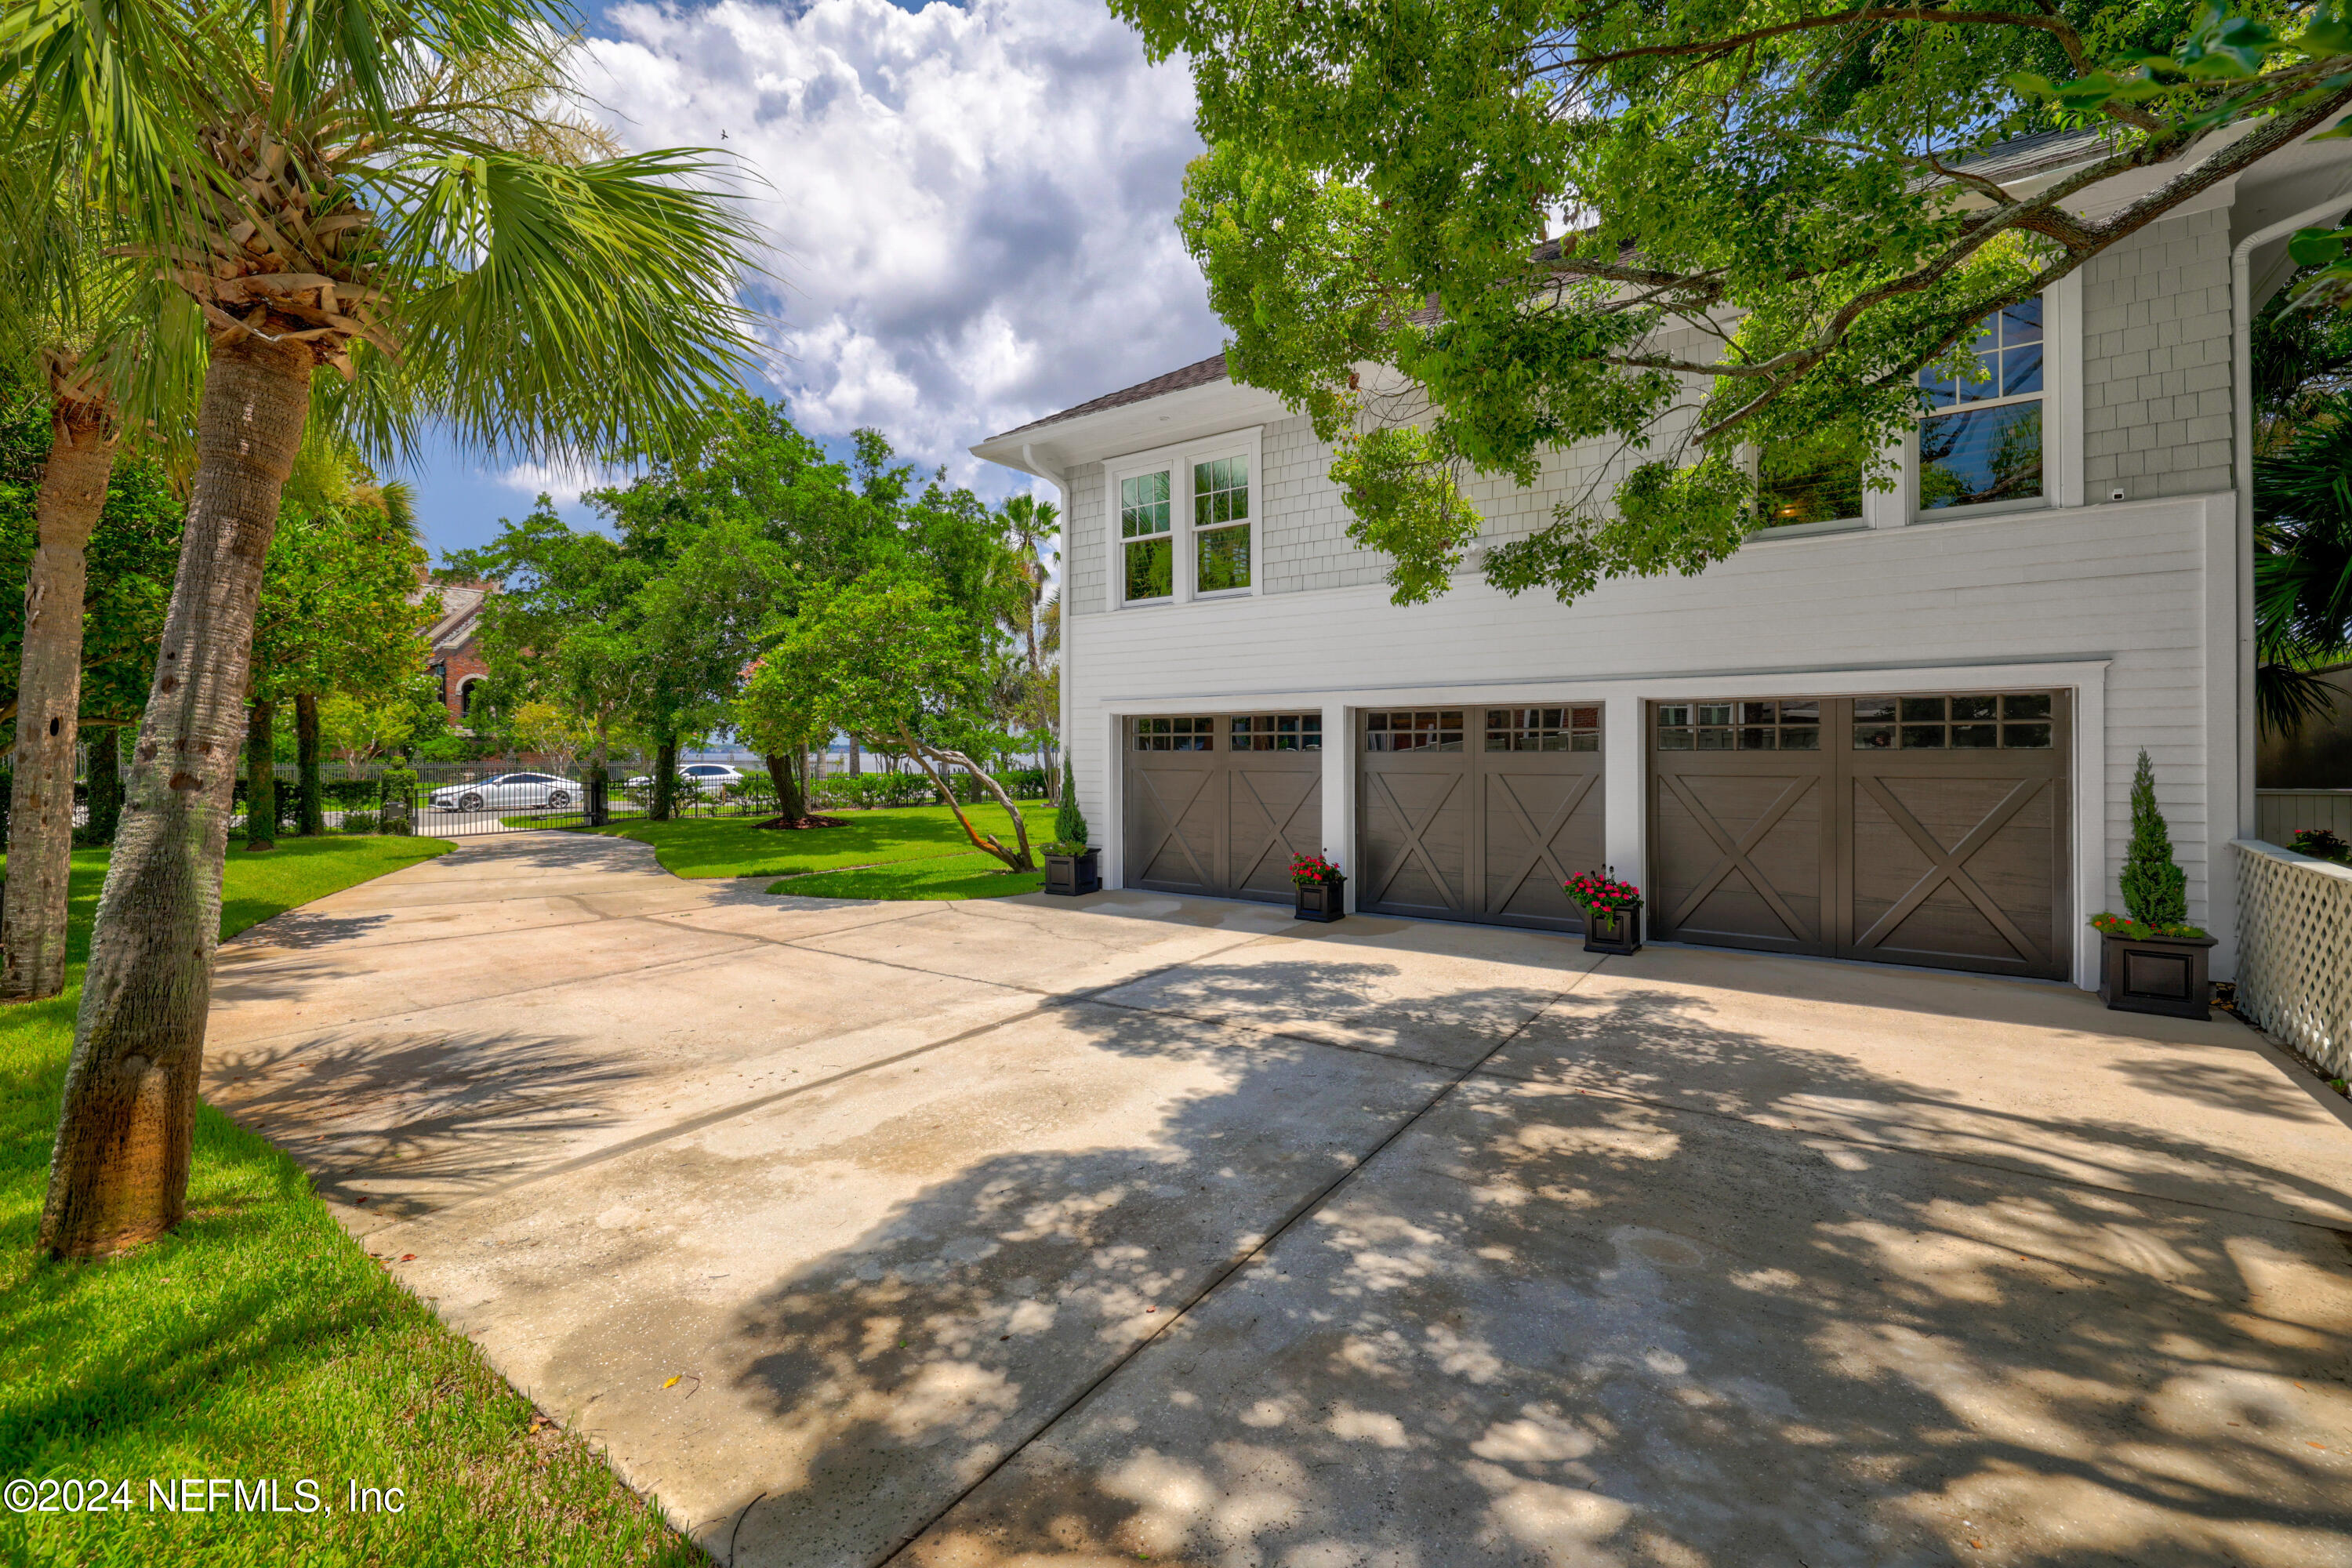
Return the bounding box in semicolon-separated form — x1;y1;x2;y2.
2288;225;2350;266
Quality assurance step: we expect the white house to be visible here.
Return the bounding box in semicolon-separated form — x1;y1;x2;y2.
973;128;2352;991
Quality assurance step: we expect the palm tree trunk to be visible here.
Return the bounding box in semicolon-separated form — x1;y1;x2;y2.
38;334;311;1258
245;698;274;851
294;692;322;835
1;407;117;1002
85;726;122;844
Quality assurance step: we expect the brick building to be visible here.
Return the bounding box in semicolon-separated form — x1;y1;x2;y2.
422;578;495;730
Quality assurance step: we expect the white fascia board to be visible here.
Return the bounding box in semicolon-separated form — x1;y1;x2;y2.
971;378;1290;475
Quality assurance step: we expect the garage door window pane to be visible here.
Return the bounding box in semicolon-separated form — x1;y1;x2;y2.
1135;716;1216;751
1367;711;1462;752
1487;707;1601;753
1860;691;2060;749
1232;713;1322;751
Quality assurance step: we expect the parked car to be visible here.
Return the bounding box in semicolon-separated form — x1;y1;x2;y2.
622;762;746;793
425;772;581;813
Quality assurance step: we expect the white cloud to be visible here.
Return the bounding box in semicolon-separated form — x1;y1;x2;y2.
495;456;633;507
579;0;1220;487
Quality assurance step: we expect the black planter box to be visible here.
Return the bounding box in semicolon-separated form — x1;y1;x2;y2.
1294;875;1346;923
1583;902;1642;956
1043;848;1100;896
2099;930;2215;1020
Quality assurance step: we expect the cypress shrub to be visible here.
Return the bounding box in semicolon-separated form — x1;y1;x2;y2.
2118;749;2188;927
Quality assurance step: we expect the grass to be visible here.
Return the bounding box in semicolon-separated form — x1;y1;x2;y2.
770;851;1046;901
583;799;1051;882
1;833;702;1566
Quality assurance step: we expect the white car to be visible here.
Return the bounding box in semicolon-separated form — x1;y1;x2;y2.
623;762;745;793
426;772;581;812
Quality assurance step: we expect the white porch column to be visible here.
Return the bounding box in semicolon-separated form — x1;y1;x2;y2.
1321;702;1355;910
1603;693;1647;901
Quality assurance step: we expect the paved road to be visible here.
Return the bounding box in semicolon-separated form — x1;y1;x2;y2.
203;832;2352;1568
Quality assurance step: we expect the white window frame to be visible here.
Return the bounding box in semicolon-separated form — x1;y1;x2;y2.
1900;270;2083;524
1747;270;2083;543
1104;426;1265;612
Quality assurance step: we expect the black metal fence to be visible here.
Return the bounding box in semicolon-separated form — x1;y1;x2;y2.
215;761;1057;840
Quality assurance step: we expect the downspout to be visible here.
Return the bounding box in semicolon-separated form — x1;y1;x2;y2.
2233;191;2352;842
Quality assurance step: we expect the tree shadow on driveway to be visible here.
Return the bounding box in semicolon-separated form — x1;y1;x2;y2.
675;974;2352;1568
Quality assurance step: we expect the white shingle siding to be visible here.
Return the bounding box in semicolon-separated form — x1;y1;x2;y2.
1065;460;1107;617
2081;207;2235;499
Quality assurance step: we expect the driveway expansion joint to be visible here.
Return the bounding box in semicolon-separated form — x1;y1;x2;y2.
869;949;1601;1566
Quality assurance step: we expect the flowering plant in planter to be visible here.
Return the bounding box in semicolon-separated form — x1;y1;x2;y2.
1289;851;1344;887
2089;911;2209;942
1565;869;1641;912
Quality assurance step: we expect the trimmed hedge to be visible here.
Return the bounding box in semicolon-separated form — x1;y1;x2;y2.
809;768;1047;811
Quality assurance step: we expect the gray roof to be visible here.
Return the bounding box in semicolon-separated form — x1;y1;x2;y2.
985;352;1230;444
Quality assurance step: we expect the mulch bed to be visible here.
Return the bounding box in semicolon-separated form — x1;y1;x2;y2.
750;814;851;831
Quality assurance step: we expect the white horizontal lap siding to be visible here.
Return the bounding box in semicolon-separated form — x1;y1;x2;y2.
1071;498;2220;950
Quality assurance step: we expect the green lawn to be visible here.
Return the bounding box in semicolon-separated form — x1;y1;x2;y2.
586;799;1051;882
771;851;1045;900
1;834;702;1567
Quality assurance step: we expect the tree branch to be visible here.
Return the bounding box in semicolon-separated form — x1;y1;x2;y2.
1557;9;2085;70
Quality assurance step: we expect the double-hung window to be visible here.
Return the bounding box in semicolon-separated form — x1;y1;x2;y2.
1121;471;1174;602
1918;296;2044;511
1112;432;1260;607
1192;456;1251;593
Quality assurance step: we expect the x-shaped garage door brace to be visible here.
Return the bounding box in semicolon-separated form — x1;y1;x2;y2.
1230;770;1316;891
1367;771;1465;912
1133;768;1217;889
1849;774;2048;964
1658;771;1821;942
1486;771;1599;913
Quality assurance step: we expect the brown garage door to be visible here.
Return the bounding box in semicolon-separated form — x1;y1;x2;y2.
1123;713;1323;902
1357;706;1605;932
1649;692;2070;978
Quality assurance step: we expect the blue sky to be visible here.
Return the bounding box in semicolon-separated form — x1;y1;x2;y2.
403;0;1221;562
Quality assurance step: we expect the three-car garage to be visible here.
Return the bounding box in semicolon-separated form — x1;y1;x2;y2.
1119;687;2073;982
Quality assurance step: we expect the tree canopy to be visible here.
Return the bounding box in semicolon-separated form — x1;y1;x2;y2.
1115;0;2352;603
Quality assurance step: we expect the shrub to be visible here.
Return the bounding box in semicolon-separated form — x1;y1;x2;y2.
1054;758;1087;848
2290;826;2351;864
2118;749;2187;927
338;811;380;835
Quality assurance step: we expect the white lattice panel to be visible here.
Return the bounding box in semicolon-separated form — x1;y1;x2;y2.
2234;840;2352;1077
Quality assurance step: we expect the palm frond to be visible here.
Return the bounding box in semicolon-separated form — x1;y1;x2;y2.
350;145;764;464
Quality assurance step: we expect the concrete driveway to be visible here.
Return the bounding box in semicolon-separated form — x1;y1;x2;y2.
203;833;2352;1567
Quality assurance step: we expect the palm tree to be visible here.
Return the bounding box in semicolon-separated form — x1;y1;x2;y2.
0;129;198;1003
997;492;1058;788
2254;408;2352;735
11;0;763;1257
